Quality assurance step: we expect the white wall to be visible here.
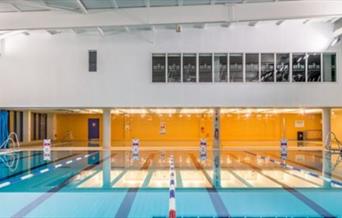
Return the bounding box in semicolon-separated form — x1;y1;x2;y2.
0;21;341;108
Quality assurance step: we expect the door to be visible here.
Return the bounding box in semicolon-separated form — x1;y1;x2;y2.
88;119;100;141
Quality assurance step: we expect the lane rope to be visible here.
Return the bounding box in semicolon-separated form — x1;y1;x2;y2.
252;153;342;187
0;152;96;189
169;155;176;218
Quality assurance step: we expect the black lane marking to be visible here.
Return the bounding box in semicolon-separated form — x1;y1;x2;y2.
264;151;342;182
0;153;79;183
114;153;156;218
189;154;230;218
11;152;114;218
232;152;334;218
114;187;139;218
261;152;323;186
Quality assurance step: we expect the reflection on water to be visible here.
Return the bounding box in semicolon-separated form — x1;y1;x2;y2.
0;148;341;191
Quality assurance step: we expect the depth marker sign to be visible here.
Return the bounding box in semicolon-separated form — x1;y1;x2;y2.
280;139;288;167
43;139;51;161
199;139;207;161
132;138;140;161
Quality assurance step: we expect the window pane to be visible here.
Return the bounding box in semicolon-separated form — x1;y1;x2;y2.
246;53;259;82
229;53;243;82
308;53;321;82
214;54;227;82
323;53;336;82
167;54;181;82
292;53;306;82
183;54;197;82
276;53;290;82
199;53;212;82
152;54;166;82
261;54;274;82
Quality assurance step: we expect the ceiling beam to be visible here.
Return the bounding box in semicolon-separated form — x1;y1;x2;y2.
0;30;27;40
144;0;150;8
326;17;340;23
248;21;258;27
124;26;130;32
10;3;22;12
275;20;284;26
3;0;75;13
1;1;342;31
96;27;105;37
303;19;311;24
221;22;231;28
75;0;88;14
334;18;342;37
111;0;119;9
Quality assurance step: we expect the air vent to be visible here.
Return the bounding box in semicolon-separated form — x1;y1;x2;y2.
88;50;97;72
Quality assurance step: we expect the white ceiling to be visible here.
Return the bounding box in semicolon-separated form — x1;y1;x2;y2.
0;0;307;13
0;0;341;37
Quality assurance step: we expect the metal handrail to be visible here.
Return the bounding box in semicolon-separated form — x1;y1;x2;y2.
325;131;342;150
0;132;20;172
0;132;20;150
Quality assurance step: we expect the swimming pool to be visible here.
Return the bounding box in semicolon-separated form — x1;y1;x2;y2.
0;148;341;218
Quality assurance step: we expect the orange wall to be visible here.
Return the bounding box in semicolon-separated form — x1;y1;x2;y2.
221;113;321;141
55;112;322;146
112;113;212;142
332;110;342;140
55;114;103;141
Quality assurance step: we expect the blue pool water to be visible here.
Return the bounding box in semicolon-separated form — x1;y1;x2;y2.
0;149;341;217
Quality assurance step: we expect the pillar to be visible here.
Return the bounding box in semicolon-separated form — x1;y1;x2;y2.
0;39;4;57
322;150;332;188
102;109;112;188
322;108;331;149
47;113;56;140
23;111;31;144
102;109;111;150
212;108;221;188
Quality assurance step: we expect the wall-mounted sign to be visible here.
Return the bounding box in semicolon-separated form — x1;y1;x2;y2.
43;139;51;161
295;120;305;128
160;122;166;135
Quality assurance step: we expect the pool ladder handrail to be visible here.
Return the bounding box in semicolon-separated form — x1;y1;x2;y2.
0;132;20;150
325;131;342;151
0;132;20;172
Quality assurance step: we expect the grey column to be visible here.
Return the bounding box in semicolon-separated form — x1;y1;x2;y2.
322;150;332;188
23;111;31;143
47;113;56;140
212;108;221;188
322;108;331;149
102;109;111;188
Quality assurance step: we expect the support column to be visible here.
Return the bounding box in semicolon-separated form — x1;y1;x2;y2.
23;111;31;144
47;113;56;140
322;150;332;188
103;109;111;150
0;39;4;57
102;109;112;188
322;108;331;149
212;108;221;188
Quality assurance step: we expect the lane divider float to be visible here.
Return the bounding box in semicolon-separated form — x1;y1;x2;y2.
254;153;342;187
169;155;176;218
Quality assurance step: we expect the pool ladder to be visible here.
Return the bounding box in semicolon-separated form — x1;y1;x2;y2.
324;131;342;153
0;132;20;172
0;132;20;150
